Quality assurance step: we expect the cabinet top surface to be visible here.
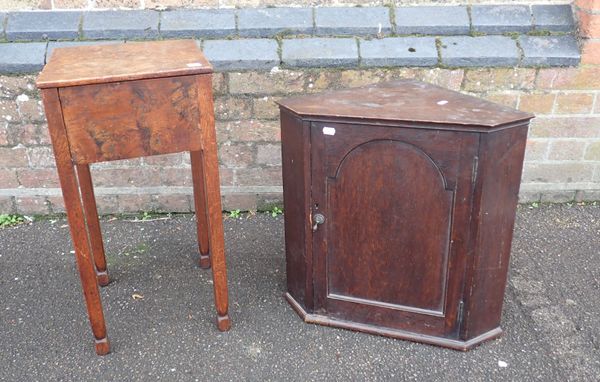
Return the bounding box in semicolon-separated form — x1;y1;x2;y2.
36;40;212;89
278;80;534;128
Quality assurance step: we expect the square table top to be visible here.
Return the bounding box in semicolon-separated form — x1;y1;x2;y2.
37;40;212;89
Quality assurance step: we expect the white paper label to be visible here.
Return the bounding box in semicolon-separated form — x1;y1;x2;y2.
186;62;203;68
323;127;336;136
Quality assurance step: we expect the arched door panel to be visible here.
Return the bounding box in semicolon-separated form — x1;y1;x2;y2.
310;122;477;336
328;140;453;314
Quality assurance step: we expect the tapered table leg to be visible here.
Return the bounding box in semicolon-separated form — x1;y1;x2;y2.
42;89;110;355
190;150;211;269
197;75;231;331
76;164;109;286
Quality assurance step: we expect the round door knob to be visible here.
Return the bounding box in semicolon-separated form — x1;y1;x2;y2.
312;213;326;231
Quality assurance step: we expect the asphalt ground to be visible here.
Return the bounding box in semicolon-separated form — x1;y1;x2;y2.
0;203;599;381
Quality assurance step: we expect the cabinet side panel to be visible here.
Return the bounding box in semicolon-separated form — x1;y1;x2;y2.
281;110;311;311
464;125;529;339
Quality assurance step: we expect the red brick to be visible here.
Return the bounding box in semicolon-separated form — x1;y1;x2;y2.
578;11;600;38
143;153;183;166
159;167;193;187
91;158;142;169
38;0;52;9
53;0;88;8
256;193;284;211
518;93;555;114
46;195;65;214
229;71;305;95
0;169;20;188
228;120;280;142
212;72;227;96
219;143;255;168
547;140;587;160
581;40;600;65
17;168;60;188
0;146;29;167
91;168;162;187
9;124;50;146
536;67;600;90
422;69;464;91
27;146;55;168
38;125;51;144
554;93;594;114
524;139;548;162
15;196;50;214
95;0;141;8
0;196;14;213
180;154;234;184
218;167;234;186
214;97;252;121
0;123;8;145
522;163;595;183
540;191;577;203
253;96;281;120
235;167;282;186
221;193;258;211
0;76;34;97
584;141;600;160
529;117;600;138
0;99;19;123
256;143;281;166
17;99;44;122
339;70;389;88
152;194;190;212
307;71;339;92
518;191;541;203
462;68;536;92
146;0;218;9
575;0;600;10
94;195;119;215
215;121;232;142
484;93;518;108
117;194;154;213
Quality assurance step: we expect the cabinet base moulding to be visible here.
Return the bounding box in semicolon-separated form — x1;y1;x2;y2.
285;293;503;352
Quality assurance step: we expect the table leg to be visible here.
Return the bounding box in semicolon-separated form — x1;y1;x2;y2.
190;150;211;269
76;164;109;286
197;75;231;331
42;89;110;355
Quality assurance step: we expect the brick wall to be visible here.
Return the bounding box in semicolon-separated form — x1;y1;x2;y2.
0;0;571;11
1;65;600;215
0;2;598;214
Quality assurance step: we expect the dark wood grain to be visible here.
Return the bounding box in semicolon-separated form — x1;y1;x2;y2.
328;139;453;312
278;79;533;129
42;88;110;356
279;79;533;350
280;111;313;312
37;40;212;89
59;76;202;164
461;126;529;340
310;122;476;338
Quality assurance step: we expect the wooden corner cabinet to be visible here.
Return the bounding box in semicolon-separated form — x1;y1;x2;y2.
278;80;534;351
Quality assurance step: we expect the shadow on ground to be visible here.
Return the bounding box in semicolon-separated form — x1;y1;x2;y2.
0;204;598;381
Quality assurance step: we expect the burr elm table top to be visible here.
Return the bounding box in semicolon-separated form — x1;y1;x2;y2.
37;40;212;89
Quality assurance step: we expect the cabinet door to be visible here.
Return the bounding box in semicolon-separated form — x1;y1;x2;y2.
311;122;478;338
